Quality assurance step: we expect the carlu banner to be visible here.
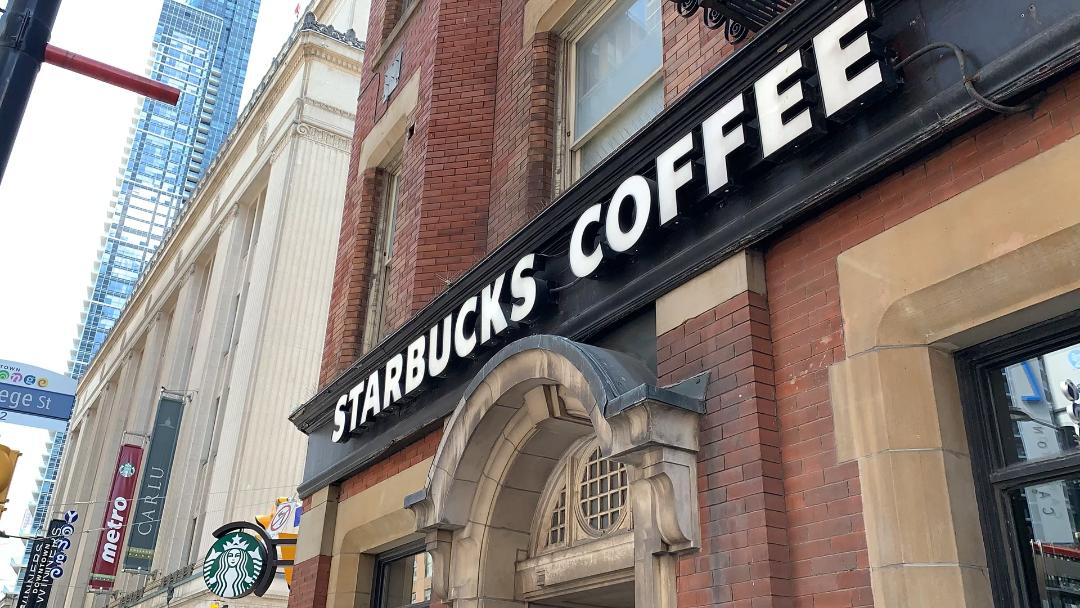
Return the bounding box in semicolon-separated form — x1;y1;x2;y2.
0;360;76;427
123;394;185;573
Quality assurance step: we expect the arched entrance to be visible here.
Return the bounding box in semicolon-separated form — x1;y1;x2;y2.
406;335;706;608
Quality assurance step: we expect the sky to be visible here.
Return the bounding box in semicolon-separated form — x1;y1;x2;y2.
0;0;301;590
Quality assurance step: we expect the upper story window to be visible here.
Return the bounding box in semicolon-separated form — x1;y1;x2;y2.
364;166;402;352
562;0;664;181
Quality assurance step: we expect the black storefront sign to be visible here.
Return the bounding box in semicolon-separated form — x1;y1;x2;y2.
292;0;1080;496
123;394;185;572
15;519;65;608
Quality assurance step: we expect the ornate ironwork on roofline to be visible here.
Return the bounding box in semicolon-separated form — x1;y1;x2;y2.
299;12;365;50
674;0;797;43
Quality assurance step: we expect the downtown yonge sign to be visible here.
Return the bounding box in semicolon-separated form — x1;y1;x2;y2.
332;0;897;443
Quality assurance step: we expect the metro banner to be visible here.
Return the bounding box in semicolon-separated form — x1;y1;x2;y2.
88;444;143;591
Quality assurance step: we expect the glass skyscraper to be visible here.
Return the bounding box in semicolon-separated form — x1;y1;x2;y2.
69;0;260;380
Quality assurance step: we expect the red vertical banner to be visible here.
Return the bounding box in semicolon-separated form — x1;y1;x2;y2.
87;444;143;591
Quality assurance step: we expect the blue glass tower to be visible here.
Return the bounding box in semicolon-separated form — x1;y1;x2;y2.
69;0;260;380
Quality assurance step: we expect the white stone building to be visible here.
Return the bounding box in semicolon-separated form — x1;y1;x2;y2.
48;3;364;608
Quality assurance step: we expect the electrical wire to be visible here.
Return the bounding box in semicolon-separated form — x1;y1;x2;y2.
47;481;301;511
894;42;1033;115
10;492;300;544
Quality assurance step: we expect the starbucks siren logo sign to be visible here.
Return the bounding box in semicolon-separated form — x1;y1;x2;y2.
202;532;267;598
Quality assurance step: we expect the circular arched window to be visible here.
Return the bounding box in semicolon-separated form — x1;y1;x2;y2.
577;447;628;534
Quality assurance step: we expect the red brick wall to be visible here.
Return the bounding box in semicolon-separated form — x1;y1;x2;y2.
762;69;1080;608
404;0;501;313
339;429;443;501
487;30;559;249
660;291;792;607
320;0;502;381
288;554;333;608
317;0;436;384
321;168;386;386
661;3;742;104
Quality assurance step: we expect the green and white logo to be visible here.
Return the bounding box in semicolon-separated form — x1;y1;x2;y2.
118;463;135;478
202;532;266;598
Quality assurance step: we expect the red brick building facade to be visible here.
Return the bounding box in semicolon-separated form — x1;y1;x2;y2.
290;0;1080;607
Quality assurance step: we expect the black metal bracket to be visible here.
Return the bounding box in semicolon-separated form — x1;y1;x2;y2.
672;0;794;43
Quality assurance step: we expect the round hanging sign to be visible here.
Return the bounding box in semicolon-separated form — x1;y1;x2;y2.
202;532;267;598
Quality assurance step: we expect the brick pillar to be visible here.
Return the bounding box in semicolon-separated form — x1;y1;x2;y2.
289;555;334;608
320;168;386;386
289;489;339;608
487;31;558;248
660;290;791;607
410;0;501;310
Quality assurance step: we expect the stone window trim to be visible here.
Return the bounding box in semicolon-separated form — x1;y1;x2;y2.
829;135;1080;607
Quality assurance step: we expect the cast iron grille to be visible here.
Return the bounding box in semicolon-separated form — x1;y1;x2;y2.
673;0;796;43
578;448;628;534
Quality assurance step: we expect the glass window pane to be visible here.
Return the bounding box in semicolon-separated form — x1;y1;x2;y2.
578;80;663;173
378;552;432;608
384;172;400;260
573;0;662;138
1008;475;1080;606
990;341;1080;464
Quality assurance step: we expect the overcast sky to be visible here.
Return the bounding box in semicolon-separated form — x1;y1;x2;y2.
0;0;300;590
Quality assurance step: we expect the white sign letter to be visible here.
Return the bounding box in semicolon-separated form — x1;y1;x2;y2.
383;354;404;410
332;394;349;442
755;51;814;157
606;175;653;252
656;135;694;225
479;275;508;344
510;254;539;322
454;296;479;358
702;95;747;194
428;315;453;377
814;1;885;118
405;335;427;395
570;204;603;277
360;371;381;425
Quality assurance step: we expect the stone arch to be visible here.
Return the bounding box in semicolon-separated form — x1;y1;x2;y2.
407;335;707;608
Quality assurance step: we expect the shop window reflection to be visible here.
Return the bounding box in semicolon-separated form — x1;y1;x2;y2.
961;323;1080;607
376;549;432;608
1010;477;1080;607
992;343;1080;465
